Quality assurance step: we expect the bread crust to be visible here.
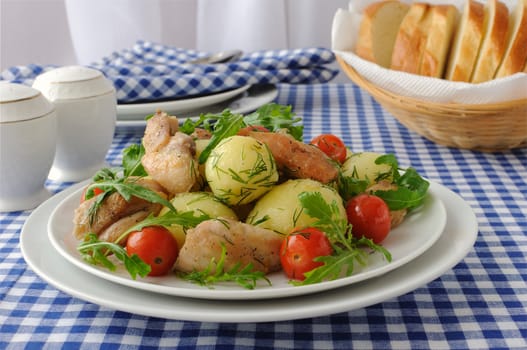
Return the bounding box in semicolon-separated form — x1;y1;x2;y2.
356;1;390;63
391;2;430;74
445;0;486;81
420;5;460;77
355;0;410;68
471;0;510;82
495;0;527;78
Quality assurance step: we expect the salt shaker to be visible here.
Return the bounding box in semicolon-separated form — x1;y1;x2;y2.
32;66;116;182
0;83;57;212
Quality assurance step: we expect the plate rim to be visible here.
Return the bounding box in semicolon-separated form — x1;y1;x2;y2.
116;85;251;120
20;180;478;322
115;84;279;127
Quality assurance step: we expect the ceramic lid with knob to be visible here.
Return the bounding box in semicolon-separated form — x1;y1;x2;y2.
0;82;55;123
32;66;115;101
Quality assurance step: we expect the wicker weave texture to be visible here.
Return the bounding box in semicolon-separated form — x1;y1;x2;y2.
336;56;527;152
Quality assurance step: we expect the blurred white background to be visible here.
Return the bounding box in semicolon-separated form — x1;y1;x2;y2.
1;0;349;73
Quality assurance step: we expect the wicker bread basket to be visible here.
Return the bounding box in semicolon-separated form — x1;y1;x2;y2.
336;55;527;152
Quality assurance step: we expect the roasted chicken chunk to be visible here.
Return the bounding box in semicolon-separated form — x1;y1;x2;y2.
175;218;284;274
241;130;339;184
142;110;200;195
73;177;167;242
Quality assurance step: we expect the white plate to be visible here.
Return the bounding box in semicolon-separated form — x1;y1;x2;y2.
46;180;445;301
21;180;477;322
116;85;278;127
116;85;251;122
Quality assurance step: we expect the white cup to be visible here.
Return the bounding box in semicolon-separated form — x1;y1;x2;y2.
0;83;57;212
32;66;116;182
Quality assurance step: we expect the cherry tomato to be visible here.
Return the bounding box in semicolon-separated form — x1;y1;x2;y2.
126;226;179;276
80;186;104;203
280;227;333;281
346;194;391;244
310;134;347;164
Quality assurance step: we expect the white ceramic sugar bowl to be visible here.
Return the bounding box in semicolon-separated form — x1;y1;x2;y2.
32;66;116;182
0;82;57;212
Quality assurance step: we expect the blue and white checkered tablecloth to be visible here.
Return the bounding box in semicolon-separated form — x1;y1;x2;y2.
1;84;526;349
1;41;338;103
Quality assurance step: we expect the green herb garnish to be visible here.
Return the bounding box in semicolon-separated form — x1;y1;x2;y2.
118;211;210;242
85;173;176;225
198;111;245;164
84;144;177;224
243;103;303;141
179;244;271;289
337;172;369;201
183;103;302;164
78;210;210;279
121;143;147;177
78;233;151;279
372;155;429;210
292;192;391;286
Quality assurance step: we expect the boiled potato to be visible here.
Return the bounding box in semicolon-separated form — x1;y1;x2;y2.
341;152;392;185
205;135;279;206
159;192;238;247
246;179;347;235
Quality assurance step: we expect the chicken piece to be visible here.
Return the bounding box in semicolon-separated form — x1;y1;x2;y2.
241;131;339;184
73;177;167;240
142;110;199;195
367;180;408;228
191;128;212;140
174;218;284;274
98;210;151;244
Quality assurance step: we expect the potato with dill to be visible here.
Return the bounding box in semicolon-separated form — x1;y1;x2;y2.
341;152;393;186
246;179;347;235
205;135;279;206
159;192;238;248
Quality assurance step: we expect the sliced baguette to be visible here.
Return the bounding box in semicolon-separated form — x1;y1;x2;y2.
445;0;486;82
390;2;431;74
495;0;527;78
471;0;510;82
419;5;460;77
355;0;410;68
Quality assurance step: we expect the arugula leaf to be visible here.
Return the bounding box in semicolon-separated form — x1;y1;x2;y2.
296;236;391;285
91;167;121;184
115;211;211;244
181;103;304;164
197;111;245;164
179;113;210;135
243;103;303;140
122;144;147;177
77;233;151;279
338;153;429;211
374;154;400;181
179;243;271;289
373;155;430;210
79;211;210;278
372;185;426;211
337;172;369;201
85;171;177;225
294;249;363;285
91;180;176;212
293;191;392;286
297;191;349;248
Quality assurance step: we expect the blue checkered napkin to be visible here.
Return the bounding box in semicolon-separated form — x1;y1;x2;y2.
0;41;338;103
